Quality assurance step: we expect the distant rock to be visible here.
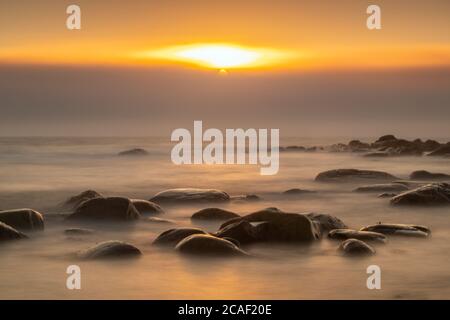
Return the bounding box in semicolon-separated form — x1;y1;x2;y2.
0;209;44;230
353;183;409;193
78;241;142;260
191;208;239;221
118;148;149;156
150;188;230;204
328;229;387;243
153;228;206;246
315;169;398;183
305;213;347;233
284;146;306;152
409;170;450;181
230;194;261;202
390;183;450;206
131;199;163;215
375;135;397;143
282;188;317;195
378;192;397;198
215;220;259;244
64;190;103;209
67;197;141;221
0;222;28;241
175;234;248;256
361;224;431;237
64;228;95;235
338;239;376;256
428;143;450;157
348;140;371;151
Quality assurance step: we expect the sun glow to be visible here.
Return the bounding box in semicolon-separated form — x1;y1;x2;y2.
138;44;291;70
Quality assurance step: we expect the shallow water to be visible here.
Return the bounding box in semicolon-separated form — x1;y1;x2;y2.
0;137;449;299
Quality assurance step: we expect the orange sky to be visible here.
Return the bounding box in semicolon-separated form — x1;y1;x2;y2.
1;0;449;69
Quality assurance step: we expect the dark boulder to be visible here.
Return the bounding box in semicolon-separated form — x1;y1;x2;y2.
428;143;450;157
338;239;376;256
353;183;409;193
390;183;450;206
175;234;248;256
118;148;148;156
67;197;141;221
375;135;397;143
378;192;397;198
78;240;142;260
191;208;239;221
360;223;430;237
150;188;230;204
409;170;450;181
64;228;95;235
0;209;44;230
153;228;206;246
215;220;259;244
0;222;28;241
131;199;163;215
305;213;347;233
315;169;398;182
64;190;103;209
328;229;387;243
282;188;316;195
220;207;283;229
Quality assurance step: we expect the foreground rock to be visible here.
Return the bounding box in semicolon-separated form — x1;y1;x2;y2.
0;222;28;241
0;209;44;230
175;234;247;256
315;169;398;183
191;208;239;221
390;183;450;206
67;197;141;221
305;213;347;234
131;199;163;215
338;239;376;256
64;190;103;208
409;170;450;181
215;220;259;244
78;241;142;260
118;148;148;156
361;224;431;237
153;228;207;246
353;183;409;193
328;229;387;243
220;207;284;229
150;188;230;204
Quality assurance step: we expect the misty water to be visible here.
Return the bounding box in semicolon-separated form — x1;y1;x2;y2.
0;137;449;299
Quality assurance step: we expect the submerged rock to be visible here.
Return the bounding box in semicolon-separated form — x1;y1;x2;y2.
230;194;261;202
131;199;163;215
361;224;431;237
353;183;409;193
153;228;206;246
409;170;450;181
390;183;450;206
175;234;247;256
0;222;28;241
339;239;376;256
150;188;230;204
215;220;259;244
118;148;148;156
315;169;398;183
67;197;141;221
145;217;174;224
64;228;95;235
378;192;398;198
78;240;142;260
328;229;387;243
282;188;316;195
64;190;103;209
305;213;347;233
0;209;44;230
191;208;240;221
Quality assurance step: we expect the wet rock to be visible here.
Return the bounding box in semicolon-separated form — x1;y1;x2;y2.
378;192;397;198
191;208;240;221
282;188;317;195
0;209;44;230
375;135;397;143
118;148;148;156
353;183;409;193
305;213;347;233
78;240;142;260
315;169;398;183
338;239;376;256
409;170;450;181
64;228;94;235
361;224;431;237
220;207;283;229
175;234;247;256
67;197;141;221
153;228;207;246
328;229;387;243
390;183;450;206
150;188;230;204
131;199;163;215
0;222;28;241
428;143;450;157
215;220;259;244
64;190;103;209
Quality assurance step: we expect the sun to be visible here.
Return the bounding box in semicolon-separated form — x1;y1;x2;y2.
139;43;291;70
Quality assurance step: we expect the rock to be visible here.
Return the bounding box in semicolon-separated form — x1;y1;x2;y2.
282;188;316;195
348;140;370;150
284;146;306;152
361;224;431;237
67;197;141;221
145;217;174;224
305;213;347;233
220;207;283;229
131;199;163;215
0;222;28;241
118;148;148;156
338;239;376;256
153;228;207;246
409;170;450;181
375;135;397;143
378;193;397;198
328;229;387;243
191;208;240;221
64;190;103;208
215;220;259;244
150;188;230;204
353;183;409;193
78;240;141;260
175;234;247;256
428;143;450;156
421;139;442;152
64;228;94;235
0;209;44;230
315;169;398;183
230;194;261;202
390;183;450;206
